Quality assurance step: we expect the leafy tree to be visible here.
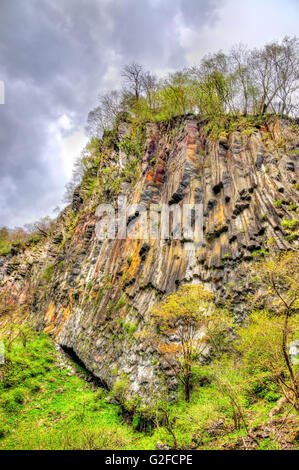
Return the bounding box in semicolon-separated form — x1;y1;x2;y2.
15;324;35;348
151;285;232;402
211;359;258;443
244;252;299;411
154;72;193;119
237;310;298;411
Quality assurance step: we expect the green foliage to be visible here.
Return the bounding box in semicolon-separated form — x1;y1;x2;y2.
288;203;298;212
118;134;142;157
0;332;140;450
282;218;299;232
0;319;295;450
151;285;233;402
257;439;281;450
86;281;94;292
83;177;98;197
41;263;55;283
0;239;11;256
274;199;283;207
122;158;141;185
123;322;137;336
103;128;118;148
251;249;269;258
237;310;297;378
0;226;45;257
111;376;129;403
116;298;126;309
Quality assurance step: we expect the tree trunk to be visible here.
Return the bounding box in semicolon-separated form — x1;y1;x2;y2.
262;102;268;114
184;376;190;402
282;311;299;412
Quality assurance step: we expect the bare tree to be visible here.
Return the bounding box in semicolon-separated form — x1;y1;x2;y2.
86;106;105;138
275;37;299;116
121;63;144;100
86;90;124;137
230;44;256;115
250;37;299;114
64;155;86;203
141;71;158;108
25;216;54;238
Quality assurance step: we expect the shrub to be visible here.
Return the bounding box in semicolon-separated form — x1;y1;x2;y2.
111;376;129;403
251;250;269;258
42;263;55;283
116;298;126;309
274;199;283;207
288;203;298;212
123;322;137;336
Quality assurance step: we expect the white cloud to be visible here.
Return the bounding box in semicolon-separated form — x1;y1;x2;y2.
58;114;73;131
0;0;297;228
178;0;299;65
61;129;88;180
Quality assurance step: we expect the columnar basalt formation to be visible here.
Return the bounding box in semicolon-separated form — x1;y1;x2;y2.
0;116;298;394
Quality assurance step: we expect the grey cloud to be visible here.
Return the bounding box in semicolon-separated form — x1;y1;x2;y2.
0;0;223;227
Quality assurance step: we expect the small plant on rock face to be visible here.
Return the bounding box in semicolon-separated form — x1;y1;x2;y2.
274;199;283;208
288;203;298;212
87;281;94;291
123;322;137;336
41;263;55;283
282;218;299;232
251;249;269;258
116;298;126;309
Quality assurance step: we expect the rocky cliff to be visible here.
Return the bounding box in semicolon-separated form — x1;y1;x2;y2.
0;115;298;395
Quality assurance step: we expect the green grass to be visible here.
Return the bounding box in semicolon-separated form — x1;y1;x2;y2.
282;218;299;231
0;332;290;450
41;263;55;283
274;199;283;208
0;239;11;256
0;334;153;450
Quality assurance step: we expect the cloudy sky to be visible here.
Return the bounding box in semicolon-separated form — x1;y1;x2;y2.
0;0;298;228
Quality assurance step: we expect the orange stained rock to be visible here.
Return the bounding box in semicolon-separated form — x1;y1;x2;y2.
44;302;56;333
55;305;72;338
146;170;155;183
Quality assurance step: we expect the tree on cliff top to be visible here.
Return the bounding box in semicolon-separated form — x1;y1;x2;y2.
86;36;299;140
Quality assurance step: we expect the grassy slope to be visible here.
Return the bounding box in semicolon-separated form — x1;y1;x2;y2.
1;332;294;450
